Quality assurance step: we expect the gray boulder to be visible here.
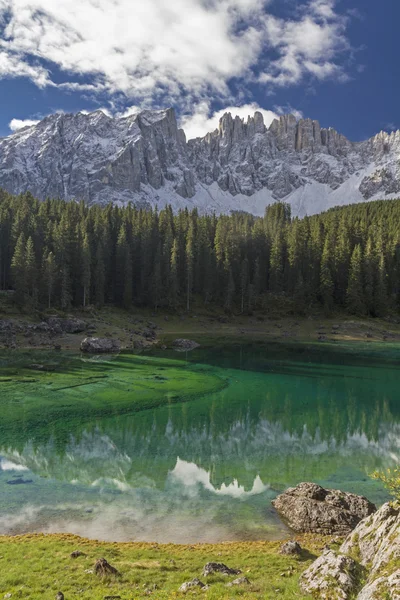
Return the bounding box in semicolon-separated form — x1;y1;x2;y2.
203;562;241;577
80;337;121;353
272;482;376;534
300;502;400;600
356;570;400;600
279;540;302;556
172;338;200;351
178;578;207;592
47;317;86;333
300;549;360;600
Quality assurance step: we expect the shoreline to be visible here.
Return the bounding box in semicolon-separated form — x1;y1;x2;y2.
1;305;400;352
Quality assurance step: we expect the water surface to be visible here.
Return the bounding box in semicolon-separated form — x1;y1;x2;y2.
0;342;399;543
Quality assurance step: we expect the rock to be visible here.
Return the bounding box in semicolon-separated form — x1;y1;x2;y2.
279;540;302;556
172;338;200;351
70;550;86;558
6;477;33;485
300;502;400;600
80;337;120;354
47;317;86;333
340;502;400;578
226;577;251;587
94;558;120;577
272;482;376;535
55;594;64;600
356;570;400;600
300;549;360;600
178;578;207;592
203;562;241;576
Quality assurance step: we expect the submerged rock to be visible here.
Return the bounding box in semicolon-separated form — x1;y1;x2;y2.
272;482;376;535
300;502;400;600
172;338;200;351
80;337;120;353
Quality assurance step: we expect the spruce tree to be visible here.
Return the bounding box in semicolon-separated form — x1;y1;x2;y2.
346;244;366;315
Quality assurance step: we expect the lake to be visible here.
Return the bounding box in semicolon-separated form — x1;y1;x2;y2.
0;341;399;543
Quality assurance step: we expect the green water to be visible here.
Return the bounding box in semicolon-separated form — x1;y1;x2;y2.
0;342;399;543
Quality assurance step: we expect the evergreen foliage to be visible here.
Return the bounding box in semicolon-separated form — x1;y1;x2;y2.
1;189;399;315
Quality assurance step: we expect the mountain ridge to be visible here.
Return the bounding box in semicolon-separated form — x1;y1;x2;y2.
0;107;399;216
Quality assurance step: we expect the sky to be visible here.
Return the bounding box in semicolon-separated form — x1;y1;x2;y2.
0;0;397;141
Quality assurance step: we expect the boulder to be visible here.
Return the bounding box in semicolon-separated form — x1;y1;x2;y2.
80;337;120;354
172;338;200;351
178;578;207;592
356;570;400;600
47;317;86;333
340;502;400;574
272;482;376;535
203;562;241;576
94;558;120;577
300;549;360;600
300;502;400;600
279;540;302;556
226;577;251;587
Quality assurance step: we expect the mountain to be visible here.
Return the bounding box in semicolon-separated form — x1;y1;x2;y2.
0;107;399;216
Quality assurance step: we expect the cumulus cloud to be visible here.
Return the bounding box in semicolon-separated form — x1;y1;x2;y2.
9;117;40;131
181;101;280;139
0;0;351;109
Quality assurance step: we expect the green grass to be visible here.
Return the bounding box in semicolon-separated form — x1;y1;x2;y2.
0;533;335;599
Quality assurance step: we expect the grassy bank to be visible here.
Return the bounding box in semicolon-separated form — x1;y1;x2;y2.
0;533;336;599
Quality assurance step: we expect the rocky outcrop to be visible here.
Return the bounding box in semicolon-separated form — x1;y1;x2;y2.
178;578;208;592
202;563;241;577
172;338;200;351
300;502;400;600
300;549;360;600
272;482;376;534
46;317;86;333
80;337;121;353
1;108;400;217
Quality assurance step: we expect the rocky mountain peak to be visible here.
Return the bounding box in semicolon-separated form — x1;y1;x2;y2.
0;106;399;217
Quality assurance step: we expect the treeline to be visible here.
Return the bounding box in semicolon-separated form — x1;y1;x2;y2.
0;188;399;316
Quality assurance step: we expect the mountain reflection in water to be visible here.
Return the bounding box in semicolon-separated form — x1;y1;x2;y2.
0;342;399;543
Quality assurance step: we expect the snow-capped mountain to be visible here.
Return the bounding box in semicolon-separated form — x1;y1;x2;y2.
0;107;399;217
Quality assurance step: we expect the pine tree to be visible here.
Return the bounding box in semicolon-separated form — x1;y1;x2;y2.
320;237;334;312
346;244;366;315
81;232;91;307
169;238;180;309
43;251;57;309
11;233;26;305
94;242;105;307
185;222;195;312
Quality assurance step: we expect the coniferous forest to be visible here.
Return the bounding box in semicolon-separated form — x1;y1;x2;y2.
0;188;399;316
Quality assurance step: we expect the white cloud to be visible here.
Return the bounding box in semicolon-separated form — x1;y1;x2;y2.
260;0;349;86
181;101;280;139
9;117;40;131
0;0;351;107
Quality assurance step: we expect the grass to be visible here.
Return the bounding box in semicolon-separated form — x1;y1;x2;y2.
0;533;337;599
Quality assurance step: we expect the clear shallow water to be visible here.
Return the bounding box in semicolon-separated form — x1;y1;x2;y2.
0;342;399;543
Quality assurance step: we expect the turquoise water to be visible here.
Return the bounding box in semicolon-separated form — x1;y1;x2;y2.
0;341;399;543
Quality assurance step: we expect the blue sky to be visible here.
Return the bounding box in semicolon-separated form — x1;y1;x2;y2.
0;0;397;140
